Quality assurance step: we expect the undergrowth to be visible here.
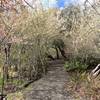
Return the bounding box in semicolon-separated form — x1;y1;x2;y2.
64;71;100;100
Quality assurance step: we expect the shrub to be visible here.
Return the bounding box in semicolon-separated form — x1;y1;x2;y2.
64;59;88;71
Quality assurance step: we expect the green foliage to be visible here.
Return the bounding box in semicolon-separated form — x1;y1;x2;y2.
64;59;88;71
52;39;65;48
12;79;24;86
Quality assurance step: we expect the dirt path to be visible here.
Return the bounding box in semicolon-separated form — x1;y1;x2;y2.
23;60;75;100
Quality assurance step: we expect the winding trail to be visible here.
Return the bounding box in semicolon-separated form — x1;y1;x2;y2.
23;59;74;100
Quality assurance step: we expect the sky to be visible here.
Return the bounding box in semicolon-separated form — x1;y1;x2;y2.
42;0;94;8
24;0;94;9
41;0;75;8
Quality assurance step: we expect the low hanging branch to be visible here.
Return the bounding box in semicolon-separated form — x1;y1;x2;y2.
23;0;35;9
84;0;100;16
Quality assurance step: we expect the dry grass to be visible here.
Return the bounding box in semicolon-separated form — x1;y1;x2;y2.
64;71;100;100
7;92;24;100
